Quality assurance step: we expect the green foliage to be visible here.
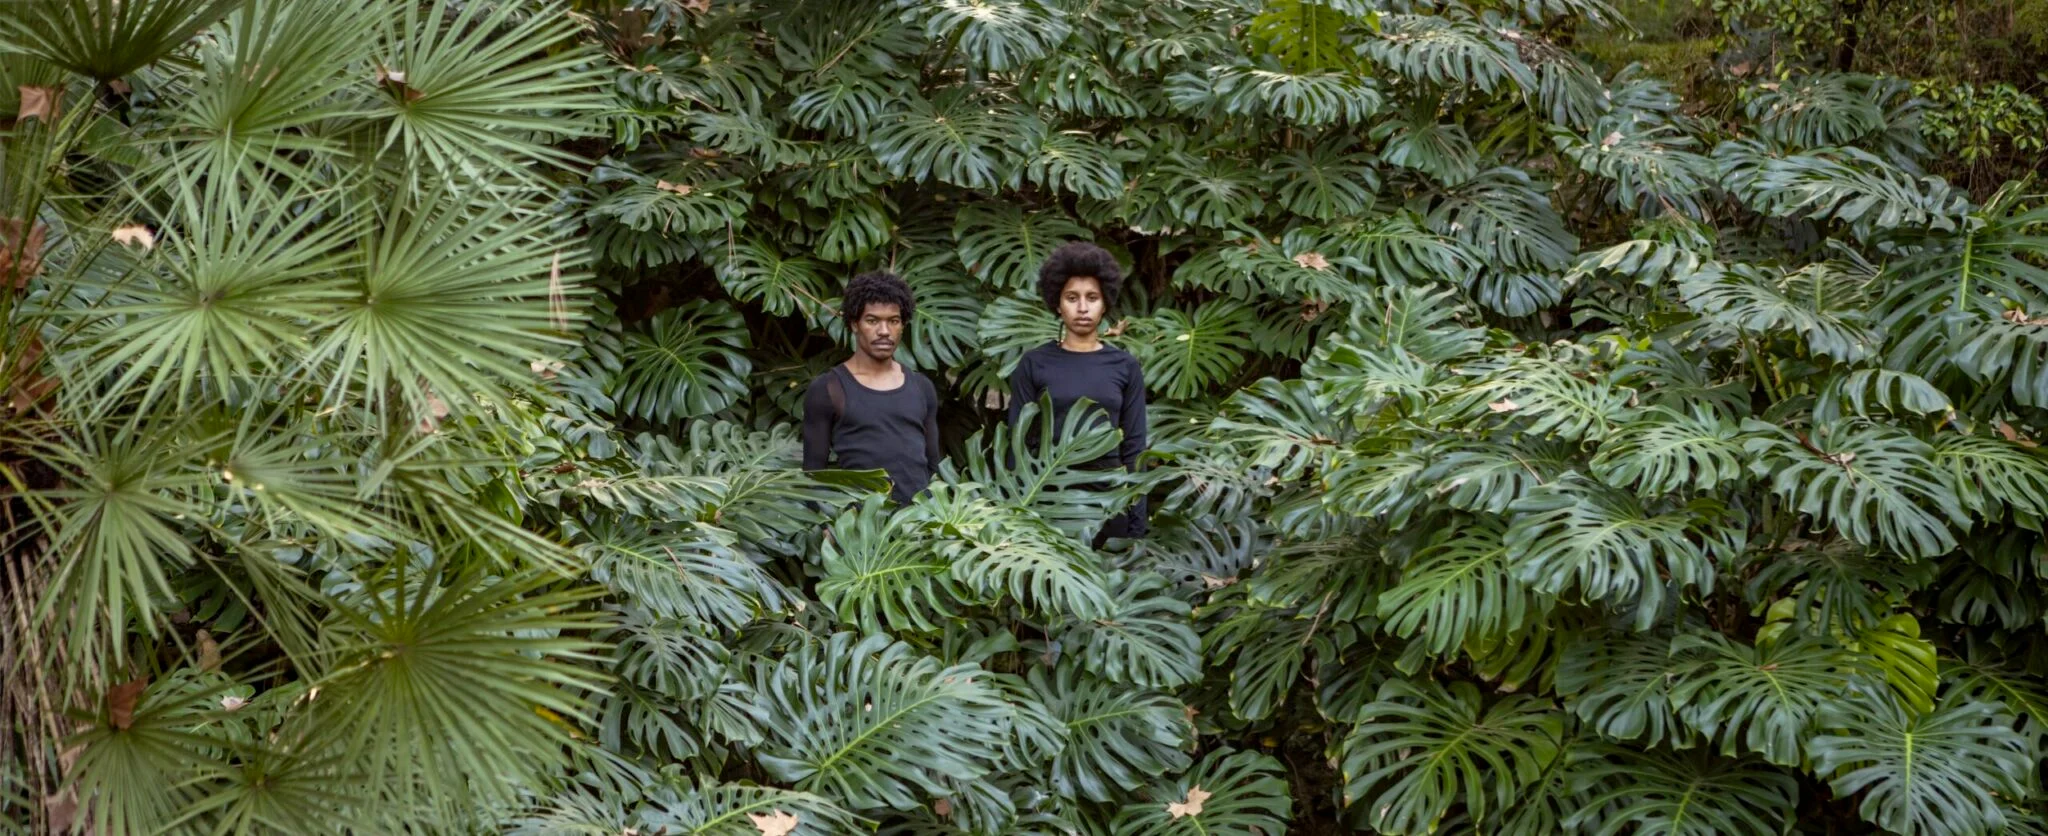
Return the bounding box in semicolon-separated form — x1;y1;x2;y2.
13;0;2048;833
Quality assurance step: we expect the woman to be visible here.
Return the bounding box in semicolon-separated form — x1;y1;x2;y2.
1007;241;1148;545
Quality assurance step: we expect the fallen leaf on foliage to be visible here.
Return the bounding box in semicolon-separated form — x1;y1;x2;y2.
1200;574;1237;589
933;798;953;816
1821;451;1856;467
108;677;148;730
1292;251;1330;272
1600;131;1624;149
1167;786;1211;819
111;224;155;250
219;695;247;712
1;218;47;288
3;334;58;413
655;180;694;196
1997;421;2038;448
548;250;569;331
682;0;711;12
17;85;59;122
198;629;221;671
749;810;797;836
1487;398;1520;413
417;384;449;433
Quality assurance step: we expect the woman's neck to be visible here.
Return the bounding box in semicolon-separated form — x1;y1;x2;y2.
1060;330;1103;352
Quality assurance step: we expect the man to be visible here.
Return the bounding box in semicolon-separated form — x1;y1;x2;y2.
801;271;941;505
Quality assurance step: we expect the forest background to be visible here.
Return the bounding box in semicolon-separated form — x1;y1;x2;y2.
6;0;2048;833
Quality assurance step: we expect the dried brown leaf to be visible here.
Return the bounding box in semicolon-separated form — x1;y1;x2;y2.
655;180;694;196
933;798;953;816
548;249;569;332
17;85;59;122
112;224;155;250
1200;574;1237;589
1292;251;1331;272
1166;786;1212;819
1487;398;1521;413
1;218;47;289
749;810;797;836
197;629;221;671
107;677;148;730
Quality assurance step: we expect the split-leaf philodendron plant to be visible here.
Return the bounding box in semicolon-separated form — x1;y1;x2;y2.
3;0;2046;833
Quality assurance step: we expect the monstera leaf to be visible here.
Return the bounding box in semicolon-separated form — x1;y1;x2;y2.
1340;678;1564;835
868;90;1032;189
1127;300;1258;400
1717;140;1972;234
1567;746;1799;835
1668;631;1854;765
1373;113;1481;186
1109;748;1291;836
1362;14;1533;93
902;0;1070;71
1743;539;1935;636
1555;631;1698;749
1030;663;1193;803
712;239;835;324
613;301;753;423
1590;407;1753;496
954;204;1093;294
1056;571;1201;689
748;632;1020;811
1747;420;1969;559
1379;517;1549;658
1506;479;1725;631
1678;262;1881;362
634;779;865;836
581;521;792;631
1558;119;1716;215
905;487;1116;622
1809;688;2033;836
1168;65;1383;127
1015;129;1130;200
1267;139;1380;220
817;497;970;634
1246;0;1373;72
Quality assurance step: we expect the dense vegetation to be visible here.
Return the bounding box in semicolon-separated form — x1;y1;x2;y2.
5;0;2048;833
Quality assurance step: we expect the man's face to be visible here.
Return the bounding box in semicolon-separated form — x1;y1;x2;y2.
854;302;902;362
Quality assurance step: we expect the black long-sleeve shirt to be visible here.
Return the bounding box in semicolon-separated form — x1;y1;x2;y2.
1007;341;1149;469
1006;341;1149;538
802;364;941;505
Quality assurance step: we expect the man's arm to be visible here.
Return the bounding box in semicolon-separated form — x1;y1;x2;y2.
801;376;832;471
922;375;942;474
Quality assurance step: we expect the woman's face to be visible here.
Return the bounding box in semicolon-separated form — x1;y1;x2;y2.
1058;276;1104;335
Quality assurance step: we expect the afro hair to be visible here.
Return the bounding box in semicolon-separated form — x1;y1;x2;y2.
1036;241;1124;316
839;270;915;325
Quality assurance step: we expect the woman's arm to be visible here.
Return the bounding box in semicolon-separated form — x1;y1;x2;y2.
1005;353;1040;426
1117;355;1148;469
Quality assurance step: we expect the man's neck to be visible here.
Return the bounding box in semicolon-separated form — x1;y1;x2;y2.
845;353;896;376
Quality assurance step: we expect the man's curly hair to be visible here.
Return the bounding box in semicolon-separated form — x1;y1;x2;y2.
840;270;915;325
1037;241;1124;315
